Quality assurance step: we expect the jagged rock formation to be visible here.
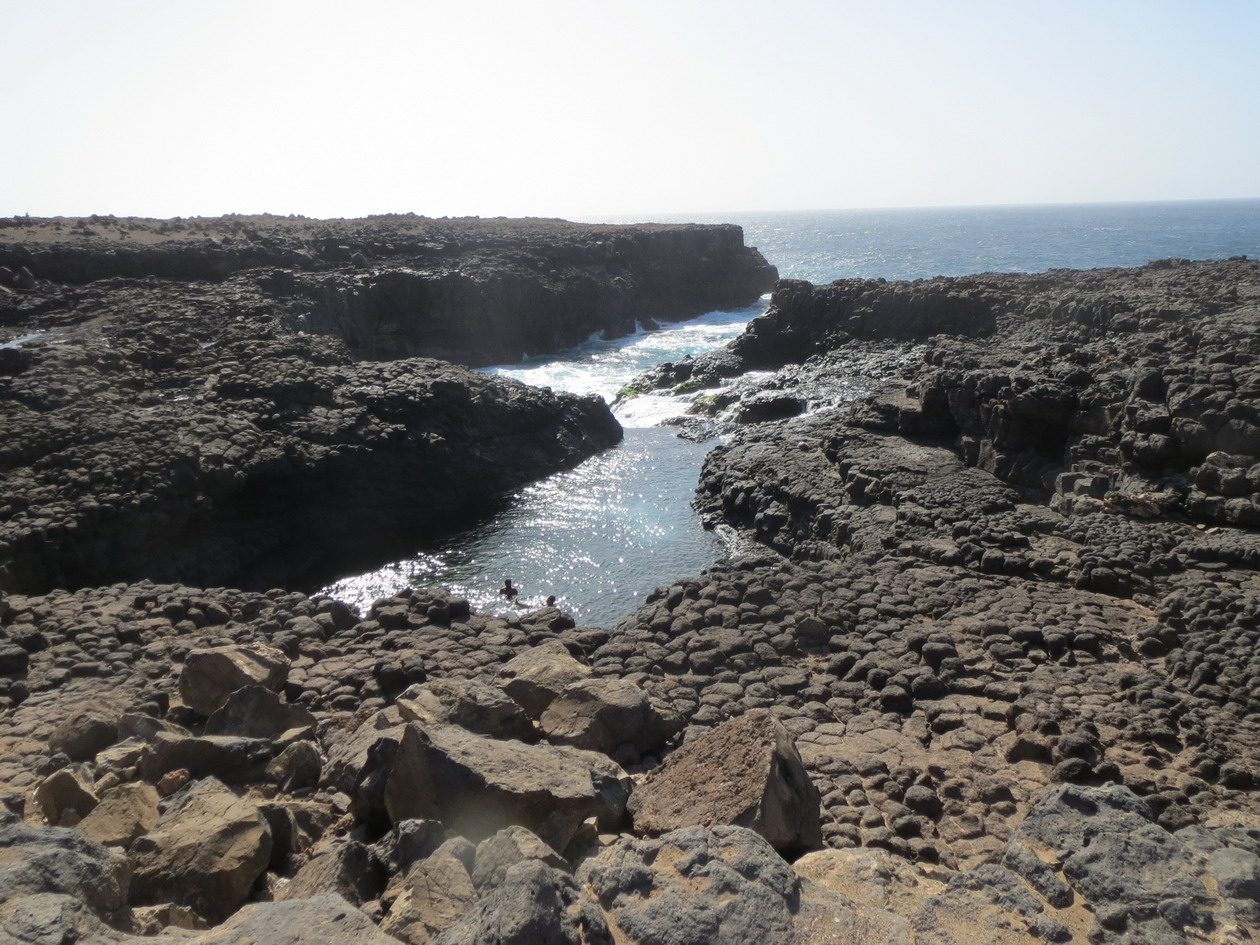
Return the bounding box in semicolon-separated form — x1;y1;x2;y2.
5;250;1260;943
0;214;777;366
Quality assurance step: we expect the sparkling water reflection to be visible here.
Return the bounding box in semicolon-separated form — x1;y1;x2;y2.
320;426;723;626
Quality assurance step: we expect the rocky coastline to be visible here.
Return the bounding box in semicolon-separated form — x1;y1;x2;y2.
3;229;1260;945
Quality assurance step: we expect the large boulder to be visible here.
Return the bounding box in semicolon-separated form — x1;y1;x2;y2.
381;840;478;945
140;732;274;783
626;709;822;855
203;685;317;740
183;893;399;945
432;860;612;945
33;764;99;824
384;722;630;852
76;783;161;848
0;818;132;926
396;678;534;742
128;776;273;923
578;826;799;945
276;838;378;907
538;677;683;759
472;825;567;890
496;641;591;719
47;703;125;761
178;643;290;716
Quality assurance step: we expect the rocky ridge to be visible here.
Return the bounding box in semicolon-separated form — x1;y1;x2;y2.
4;247;1260;944
0;211;773;595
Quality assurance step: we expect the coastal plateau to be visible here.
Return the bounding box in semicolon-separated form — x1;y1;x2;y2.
2;221;1260;945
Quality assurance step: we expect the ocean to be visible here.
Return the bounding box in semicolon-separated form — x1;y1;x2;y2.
319;199;1260;624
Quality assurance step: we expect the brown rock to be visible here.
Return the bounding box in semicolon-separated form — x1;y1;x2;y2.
128;776;273;923
76;782;160;847
538;676;683;758
380;841;478;945
34;765;99;825
383;722;630;852
203;685;317;740
396;678;534;742
627;709;822;856
496;640;591;718
178;643;290;716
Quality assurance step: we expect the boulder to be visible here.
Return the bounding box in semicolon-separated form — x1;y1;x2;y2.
372;818;448;881
178;643;290;716
472;825;567;890
277;838;379;906
265;740;323;792
384;722;630;852
33;764;98;824
396;678;534;742
128;776;272;923
140;732;274;783
381;841;478;945
432;860;612;945
497;641;591;718
0;893;137;945
578;826;798;945
76;782;160;848
538;676;683;759
0;818;132;926
626;709;822;856
203;685;317;739
47;704;124;761
183;893;399;945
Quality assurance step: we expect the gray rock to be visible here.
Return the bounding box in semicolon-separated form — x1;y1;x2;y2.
579;826;798;945
0;818;132;926
185;893;399;944
204;685;317;740
497;641;592;719
472;825;567;890
384;722;630;851
538;676;683;759
433;860;612;945
372;818;448;878
397;678;534;742
0;893;137;945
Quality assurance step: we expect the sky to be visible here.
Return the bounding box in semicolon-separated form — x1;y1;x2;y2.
2;0;1257;220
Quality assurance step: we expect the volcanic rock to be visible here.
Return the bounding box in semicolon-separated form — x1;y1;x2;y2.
383;721;631;851
128;776;272;923
627;709;822;856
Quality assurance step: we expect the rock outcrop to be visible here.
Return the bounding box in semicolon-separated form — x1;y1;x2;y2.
0;214;777;366
6;248;1260;943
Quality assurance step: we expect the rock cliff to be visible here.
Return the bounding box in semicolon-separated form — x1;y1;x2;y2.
0;214;777;366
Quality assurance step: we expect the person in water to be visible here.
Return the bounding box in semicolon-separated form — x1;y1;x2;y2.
498;579;519;601
545;595;556;607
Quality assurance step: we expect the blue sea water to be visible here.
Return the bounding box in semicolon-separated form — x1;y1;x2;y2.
320;199;1260;624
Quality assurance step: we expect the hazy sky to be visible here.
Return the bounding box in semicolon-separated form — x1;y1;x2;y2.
3;0;1256;219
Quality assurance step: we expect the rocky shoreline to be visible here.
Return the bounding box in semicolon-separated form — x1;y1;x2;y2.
4;235;1260;944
